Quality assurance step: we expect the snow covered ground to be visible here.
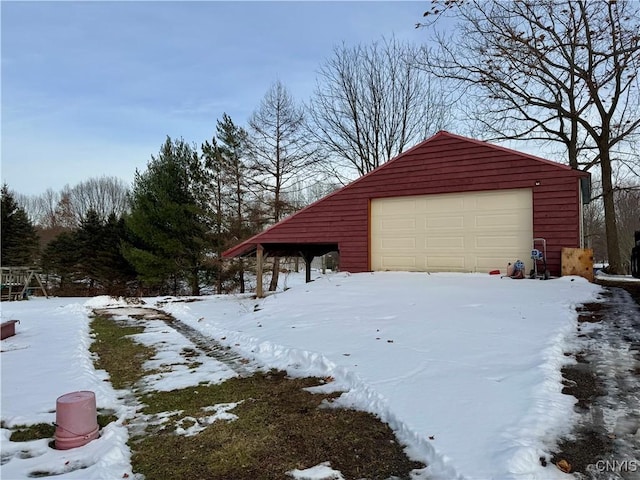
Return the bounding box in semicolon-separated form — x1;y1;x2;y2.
1;271;611;479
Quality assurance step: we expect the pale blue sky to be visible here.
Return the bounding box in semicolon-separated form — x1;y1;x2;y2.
1;1;427;195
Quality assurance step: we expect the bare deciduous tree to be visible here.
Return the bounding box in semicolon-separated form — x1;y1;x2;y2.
64;176;130;224
418;0;640;274
15;177;130;228
309;36;451;178
583;195;606;262
583;180;640;271
615;185;640;270
15;188;60;228
248;80;317;291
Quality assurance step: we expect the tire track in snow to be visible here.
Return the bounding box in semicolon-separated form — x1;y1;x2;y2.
94;306;257;377
92;305;258;440
150;308;258;377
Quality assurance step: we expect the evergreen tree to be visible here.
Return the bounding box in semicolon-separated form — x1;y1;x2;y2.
75;209;104;290
1;184;39;266
201;115;260;294
98;214;136;295
123;137;210;295
216;113;252;293
201;135;227;294
41;210;135;295
42;231;79;290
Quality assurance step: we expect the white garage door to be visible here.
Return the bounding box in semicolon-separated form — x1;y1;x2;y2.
370;189;533;273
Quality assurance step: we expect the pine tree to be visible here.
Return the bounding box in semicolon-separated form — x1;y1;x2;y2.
42;231;79;290
41;210;135;295
123;137;210;295
97;214;136;295
216;113;251;293
1;184;39;266
75;209;103;290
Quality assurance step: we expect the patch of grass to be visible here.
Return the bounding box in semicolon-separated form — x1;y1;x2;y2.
9;424;56;442
138;369;314;416
89;312;424;479
97;412;118;429
7;413;118;443
89;314;156;389
132;370;424;480
29;470;55;478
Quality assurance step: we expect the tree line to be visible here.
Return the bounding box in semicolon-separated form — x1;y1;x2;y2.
2;79;356;295
1;103;329;296
3;0;639;293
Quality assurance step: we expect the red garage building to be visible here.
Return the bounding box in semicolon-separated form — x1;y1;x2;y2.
224;131;589;283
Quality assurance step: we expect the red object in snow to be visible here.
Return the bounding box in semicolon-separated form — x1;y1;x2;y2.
54;391;99;450
1;320;19;340
489;270;501;275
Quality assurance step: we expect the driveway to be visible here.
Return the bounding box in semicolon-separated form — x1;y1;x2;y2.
554;279;640;479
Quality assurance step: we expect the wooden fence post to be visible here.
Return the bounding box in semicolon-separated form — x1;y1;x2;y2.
256;244;264;298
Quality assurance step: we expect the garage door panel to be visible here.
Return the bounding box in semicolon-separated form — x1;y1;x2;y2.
426;216;465;229
379;199;417;214
425;197;465;212
475;214;521;227
381;237;416;249
380;256;416;269
381;218;416;231
426;256;466;269
371;189;532;272
426;237;464;249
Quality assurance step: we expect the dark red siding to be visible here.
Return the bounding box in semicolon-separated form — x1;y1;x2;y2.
224;131;587;276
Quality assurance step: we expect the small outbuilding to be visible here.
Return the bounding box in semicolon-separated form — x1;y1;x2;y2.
224;131;589;283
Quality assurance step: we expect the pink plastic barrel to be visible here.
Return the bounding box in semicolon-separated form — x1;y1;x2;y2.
54;391;99;450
